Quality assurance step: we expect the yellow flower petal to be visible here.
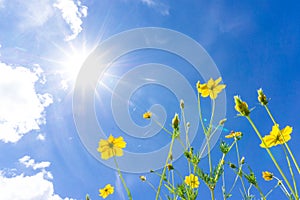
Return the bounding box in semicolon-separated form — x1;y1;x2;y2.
262;171;273;181
261;125;292;148
214;77;222;85
99;184;114;199
97;135;126;160
113;136;127;148
197;77;226;100
184;174;199;189
143;112;152;119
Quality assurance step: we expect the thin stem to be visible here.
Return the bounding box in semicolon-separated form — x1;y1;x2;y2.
208;100;216;175
210;188;215;200
171;170;175;200
181;104;190;148
246;116;297;199
284;143;300;174
207;134;212;175
153;118;186;150
113;156;132;200
181;107;192;174
274;176;292;199
222;169;227;200
265;182;280;198
264;105;300;173
208;99;216;133
145;181;163;200
235;141;247;195
282;145;299;197
197;92;207;133
155;134;176;200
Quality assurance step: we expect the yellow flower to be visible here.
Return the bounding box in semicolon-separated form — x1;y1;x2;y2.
225;131;242;139
97;135;126;160
197;77;226;99
184;174;199;189
99;184;114;199
260;124;292;148
262;171;273;181
143;112;152;119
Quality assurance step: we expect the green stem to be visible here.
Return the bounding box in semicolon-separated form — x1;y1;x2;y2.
264;105;300;173
197;92;207;133
256;185;266;200
207;134;212;175
265;182;280;198
181;106;192;174
181;104;190;148
208;100;216;175
274;176;291;199
145;181;163;200
113;156;132;200
155;134;176;200
235;141;247;195
284;143;300;174
210;188;215;200
246;116;297;199
282;145;299;198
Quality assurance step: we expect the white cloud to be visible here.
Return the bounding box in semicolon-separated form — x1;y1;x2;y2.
36;133;46;141
0;169;74;200
0;62;53;143
0;156;75;200
19;156;51;170
53;0;88;41
140;0;169;15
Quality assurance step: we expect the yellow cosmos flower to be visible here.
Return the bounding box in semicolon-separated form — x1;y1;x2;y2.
260;124;292;148
143;112;152;119
97;135;126;160
262;171;273;181
184;174;199;189
197;77;226;99
225;131;242;139
99;184;114;199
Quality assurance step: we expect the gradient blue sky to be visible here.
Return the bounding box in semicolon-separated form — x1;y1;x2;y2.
0;0;299;199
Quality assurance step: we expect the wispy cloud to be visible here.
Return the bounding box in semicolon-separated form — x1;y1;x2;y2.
17;0;54;29
140;0;170;16
0;62;53;143
19;155;50;170
53;0;88;41
0;157;75;200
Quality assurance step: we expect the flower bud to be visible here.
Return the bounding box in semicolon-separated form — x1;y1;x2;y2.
257;88;268;105
139;175;146;182
180;99;184;109
229;163;236;169
172;113;180;130
240;157;245;164
219;118;227;125
234;96;250;116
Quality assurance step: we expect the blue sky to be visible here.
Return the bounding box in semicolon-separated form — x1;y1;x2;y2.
0;0;299;199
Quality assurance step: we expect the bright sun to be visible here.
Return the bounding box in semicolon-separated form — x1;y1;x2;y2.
55;42;92;90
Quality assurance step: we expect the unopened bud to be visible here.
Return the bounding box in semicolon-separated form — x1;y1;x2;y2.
257;88;268;105
180;99;184;109
234;96;250;116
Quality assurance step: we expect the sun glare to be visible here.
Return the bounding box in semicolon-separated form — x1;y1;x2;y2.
53;41;93;90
